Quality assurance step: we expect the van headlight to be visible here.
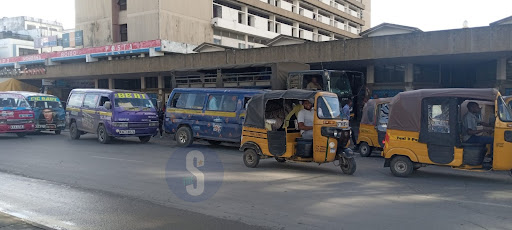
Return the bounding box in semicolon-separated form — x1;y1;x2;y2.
149;121;159;127
112;122;129;127
0;120;5;124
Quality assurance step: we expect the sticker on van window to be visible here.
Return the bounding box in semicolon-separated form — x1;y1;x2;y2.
115;93;147;99
28;96;60;102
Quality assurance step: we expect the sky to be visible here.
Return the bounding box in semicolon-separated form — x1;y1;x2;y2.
0;0;511;31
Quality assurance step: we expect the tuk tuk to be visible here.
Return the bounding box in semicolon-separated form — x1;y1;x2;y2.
357;98;393;157
383;88;512;177
240;89;357;175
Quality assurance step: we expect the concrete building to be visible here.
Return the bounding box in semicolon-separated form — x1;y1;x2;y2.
0;32;38;58
0;16;64;39
75;0;370;49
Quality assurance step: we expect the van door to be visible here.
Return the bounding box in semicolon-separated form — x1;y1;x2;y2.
205;93;239;141
67;93;85;130
493;97;512;170
81;94;100;133
418;97;459;164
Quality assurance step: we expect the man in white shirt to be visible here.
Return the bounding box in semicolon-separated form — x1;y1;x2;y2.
298;99;315;139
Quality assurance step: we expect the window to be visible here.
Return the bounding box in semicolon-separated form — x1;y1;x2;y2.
120;24;128;42
34;101;62;109
428;104;450;133
238;43;246;49
118;0;127;11
171;93;205;110
19;48;38;56
145;77;158;89
317;96;341;119
83;94;99;109
498;97;512;122
39;26;48;31
248;44;254;49
207;95;237;112
213;38;222;45
375;65;405;83
248;15;255;27
27;25;36;30
99;96;111;107
98;79;109;89
243;97;251;109
213;4;222;18
68;93;84;107
238;13;243;24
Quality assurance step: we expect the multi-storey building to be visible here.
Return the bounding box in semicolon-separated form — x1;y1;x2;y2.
0;16;64;39
75;0;370;50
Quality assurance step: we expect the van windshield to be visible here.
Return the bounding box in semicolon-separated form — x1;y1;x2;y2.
317;96;341;119
329;72;352;97
498;97;512;122
115;98;154;109
0;94;30;108
28;97;62;109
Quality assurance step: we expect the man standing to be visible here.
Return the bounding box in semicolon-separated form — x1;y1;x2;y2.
298;99;315;139
463;102;494;154
343;99;357;147
307;77;322;90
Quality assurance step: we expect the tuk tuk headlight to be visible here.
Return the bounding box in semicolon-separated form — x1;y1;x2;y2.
112;122;129;128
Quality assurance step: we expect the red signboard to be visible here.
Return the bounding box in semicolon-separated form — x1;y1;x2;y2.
0;40;161;64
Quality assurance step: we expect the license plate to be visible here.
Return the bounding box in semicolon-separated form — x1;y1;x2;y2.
337;121;349;128
119;130;136;135
47;124;56;129
10;125;25;130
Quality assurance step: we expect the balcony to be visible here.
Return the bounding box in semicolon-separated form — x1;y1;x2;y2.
212;3;279;39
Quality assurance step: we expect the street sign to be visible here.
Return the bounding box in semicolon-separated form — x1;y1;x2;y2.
42;79;55;86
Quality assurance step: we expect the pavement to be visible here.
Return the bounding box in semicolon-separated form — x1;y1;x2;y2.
0;131;511;230
0;212;50;230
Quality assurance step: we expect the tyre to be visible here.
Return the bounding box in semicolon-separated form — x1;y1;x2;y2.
176;126;193;147
139;136;151;143
55;130;62;135
340;157;356;175
69;122;80;140
208;140;222;146
243;149;260;168
358;142;373;157
390;156;414;177
97;125;111;144
16;132;27;138
275;157;286;163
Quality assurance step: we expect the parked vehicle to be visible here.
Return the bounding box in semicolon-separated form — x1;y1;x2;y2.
12;91;65;135
66;89;158;144
0;92;35;137
240;89;356;175
357;97;393;157
382;88;512;177
165;88;265;147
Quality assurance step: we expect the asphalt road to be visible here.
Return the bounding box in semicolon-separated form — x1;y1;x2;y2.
0;132;511;230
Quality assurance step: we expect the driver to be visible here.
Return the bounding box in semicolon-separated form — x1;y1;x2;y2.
462;102;494;154
298;99;314;139
307;77;322;90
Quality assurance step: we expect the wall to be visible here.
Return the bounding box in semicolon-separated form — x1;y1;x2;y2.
159;0;214;45
75;0;114;47
0;38;37;58
0;17;26;31
126;0;159;42
361;0;371;31
366;27;416;37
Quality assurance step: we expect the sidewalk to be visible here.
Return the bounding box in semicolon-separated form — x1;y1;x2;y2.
0;212;52;230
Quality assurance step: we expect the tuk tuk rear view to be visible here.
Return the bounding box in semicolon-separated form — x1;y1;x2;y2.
382;88;512;177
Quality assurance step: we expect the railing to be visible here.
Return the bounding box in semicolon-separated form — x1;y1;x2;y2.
222;71;273;88
175;74;218;88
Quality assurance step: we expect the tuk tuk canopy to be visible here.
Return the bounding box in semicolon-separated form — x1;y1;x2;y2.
360;97;393;126
0;79;40;92
244;89;318;129
388;88;499;132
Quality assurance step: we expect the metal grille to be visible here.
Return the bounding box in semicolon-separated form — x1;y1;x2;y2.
7;119;32;125
128;123;149;128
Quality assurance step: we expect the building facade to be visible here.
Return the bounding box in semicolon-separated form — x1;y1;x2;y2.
0;16;64;39
75;0;370;49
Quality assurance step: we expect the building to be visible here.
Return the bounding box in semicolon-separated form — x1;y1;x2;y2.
75;0;370;49
0;16;64;39
0;31;38;58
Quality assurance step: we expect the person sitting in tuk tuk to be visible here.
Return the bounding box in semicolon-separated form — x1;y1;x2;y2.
298;99;315;139
462;102;494;154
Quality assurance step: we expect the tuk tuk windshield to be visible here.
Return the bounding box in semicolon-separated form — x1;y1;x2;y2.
0;94;30;108
317;96;341;119
329;72;352;97
498;96;512;122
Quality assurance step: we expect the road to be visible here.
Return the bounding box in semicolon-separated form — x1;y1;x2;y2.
0;132;511;230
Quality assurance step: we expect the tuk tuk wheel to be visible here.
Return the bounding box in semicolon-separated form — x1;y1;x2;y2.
176;127;193;147
16;133;27;138
243;149;260;168
359;142;372;157
55;130;61;135
97;124;111;144
390;156;414;177
275;157;286;163
139;136;151;143
69;122;81;140
340;157;356;175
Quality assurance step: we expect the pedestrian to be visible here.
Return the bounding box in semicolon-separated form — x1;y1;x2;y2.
157;105;165;138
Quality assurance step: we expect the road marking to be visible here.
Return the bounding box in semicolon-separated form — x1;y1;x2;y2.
91;156;145;163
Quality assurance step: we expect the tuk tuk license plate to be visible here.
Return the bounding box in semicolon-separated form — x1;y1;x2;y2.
337;121;349;128
10;125;25;130
119;130;136;135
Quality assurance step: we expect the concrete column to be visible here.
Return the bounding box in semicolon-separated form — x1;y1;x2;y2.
108;78;114;89
269;15;276;32
330;15;335;26
313;8;319;20
366;65;375;84
293;22;299;37
141;77;146;90
171;73;177;90
345;21;349;31
497;57;507;81
313;28;319;41
94;79;99;89
405;63;414;91
158;75;164;95
216;69;224;88
241;6;248;25
292;0;299;13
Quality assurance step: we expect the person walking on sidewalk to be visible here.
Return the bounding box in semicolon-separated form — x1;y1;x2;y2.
156;105;165;138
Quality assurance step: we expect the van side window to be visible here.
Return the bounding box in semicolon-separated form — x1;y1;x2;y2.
98;96;110;107
207;95;237;112
171;93;205;110
83;94;99;109
243;97;251;109
68;93;85;107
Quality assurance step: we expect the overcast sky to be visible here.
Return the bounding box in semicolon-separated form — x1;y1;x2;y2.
0;0;510;31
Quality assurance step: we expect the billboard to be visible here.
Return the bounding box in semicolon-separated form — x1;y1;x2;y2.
34;36;58;48
62;31;84;48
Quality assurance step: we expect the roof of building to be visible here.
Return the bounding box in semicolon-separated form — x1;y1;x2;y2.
490;15;512;26
359;23;423;37
266;35;308;47
193;43;238;53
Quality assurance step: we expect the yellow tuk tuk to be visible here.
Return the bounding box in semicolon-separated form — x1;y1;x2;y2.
383;88;512;177
357;98;393;157
240;90;357;175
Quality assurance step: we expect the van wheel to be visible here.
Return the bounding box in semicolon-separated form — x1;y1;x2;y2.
16;133;27;138
243;149;260;168
55;130;61;135
69;122;80;140
359;142;372;157
97;125;111;144
390;156;414;177
340;157;357;175
176;127;193;147
139;136;151;143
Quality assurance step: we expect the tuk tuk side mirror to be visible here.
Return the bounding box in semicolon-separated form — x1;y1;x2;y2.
104;101;112;110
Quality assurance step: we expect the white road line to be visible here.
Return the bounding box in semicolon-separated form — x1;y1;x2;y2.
91;156;145;163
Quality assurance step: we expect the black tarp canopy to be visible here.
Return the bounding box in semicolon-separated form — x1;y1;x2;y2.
244;89;318;129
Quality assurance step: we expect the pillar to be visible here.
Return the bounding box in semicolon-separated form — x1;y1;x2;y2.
157;75;165;105
241;6;248;25
292;0;299;14
293;22;299;37
108;78;114;89
141;76;146;90
313;28;319;41
94;79;99;89
497;57;507;92
405;63;414;91
366;65;375;84
269;15;276;32
216;69;224;88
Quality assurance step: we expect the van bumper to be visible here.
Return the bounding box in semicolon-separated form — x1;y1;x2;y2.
109;127;158;137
